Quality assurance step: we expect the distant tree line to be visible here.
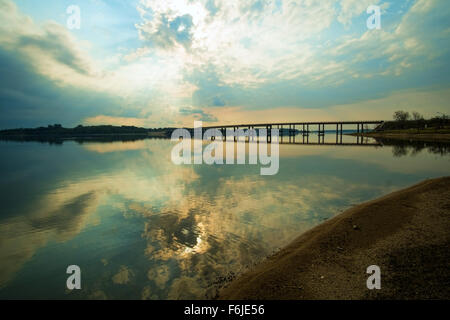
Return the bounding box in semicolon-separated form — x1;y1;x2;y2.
382;110;450;130
393;111;427;121
0;124;178;137
393;110;449;122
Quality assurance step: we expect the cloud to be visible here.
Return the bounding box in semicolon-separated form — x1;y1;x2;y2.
0;0;197;128
137;12;195;50
112;266;134;285
135;0;338;87
331;0;450;77
131;0;450;122
0;190;100;287
338;0;381;26
83;115;150;127
1;0;450;129
0;46;128;128
0;0;131;128
17;23;94;76
212;97;225;107
0;0;102;88
1;130;446;296
178;107;218;122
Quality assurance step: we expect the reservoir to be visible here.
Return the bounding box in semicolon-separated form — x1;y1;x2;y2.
0;134;448;299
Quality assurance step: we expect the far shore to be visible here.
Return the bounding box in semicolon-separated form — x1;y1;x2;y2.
219;177;450;300
348;131;450;142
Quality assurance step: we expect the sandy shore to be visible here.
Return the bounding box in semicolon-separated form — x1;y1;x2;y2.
219;177;450;300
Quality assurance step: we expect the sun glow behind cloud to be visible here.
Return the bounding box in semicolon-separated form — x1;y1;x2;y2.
0;0;449;128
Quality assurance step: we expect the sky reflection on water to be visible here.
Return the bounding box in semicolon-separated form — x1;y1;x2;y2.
0;136;449;299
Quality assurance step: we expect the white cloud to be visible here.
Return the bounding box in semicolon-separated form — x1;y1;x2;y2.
337;0;382;25
133;0;449;90
330;0;450;77
135;0;339;87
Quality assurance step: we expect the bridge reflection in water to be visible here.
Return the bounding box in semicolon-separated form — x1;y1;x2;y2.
194;121;384;146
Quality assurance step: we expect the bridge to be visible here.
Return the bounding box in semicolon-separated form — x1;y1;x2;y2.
201;120;384;134
192;120;385;145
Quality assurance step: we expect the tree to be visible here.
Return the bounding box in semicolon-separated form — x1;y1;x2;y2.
393;110;410;122
412;111;424;121
436;112;449;120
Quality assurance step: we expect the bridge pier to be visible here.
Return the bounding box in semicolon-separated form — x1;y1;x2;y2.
289;124;292;143
199;120;383;145
336;124;339;144
290;124;295;143
281;124;283;143
318;124;325;136
302;124;310;136
318;124;325;144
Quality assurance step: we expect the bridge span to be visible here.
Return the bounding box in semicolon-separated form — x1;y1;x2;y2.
200;120;384;135
188;120;384;145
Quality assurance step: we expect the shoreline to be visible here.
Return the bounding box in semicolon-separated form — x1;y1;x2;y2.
219;177;450;300
348;132;450;142
0;132;168;138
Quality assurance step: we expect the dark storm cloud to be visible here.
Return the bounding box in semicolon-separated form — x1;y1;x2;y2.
0;48;124;129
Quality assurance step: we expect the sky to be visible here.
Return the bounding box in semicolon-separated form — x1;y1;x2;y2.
0;0;449;129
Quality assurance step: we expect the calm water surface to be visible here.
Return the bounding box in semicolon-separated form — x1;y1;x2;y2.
0;135;449;299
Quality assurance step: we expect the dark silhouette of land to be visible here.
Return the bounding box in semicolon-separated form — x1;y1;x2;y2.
375;137;450;157
350;114;450;142
0;124;178;144
2;116;450;145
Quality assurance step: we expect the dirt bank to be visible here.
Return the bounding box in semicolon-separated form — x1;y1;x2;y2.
219;177;450;300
